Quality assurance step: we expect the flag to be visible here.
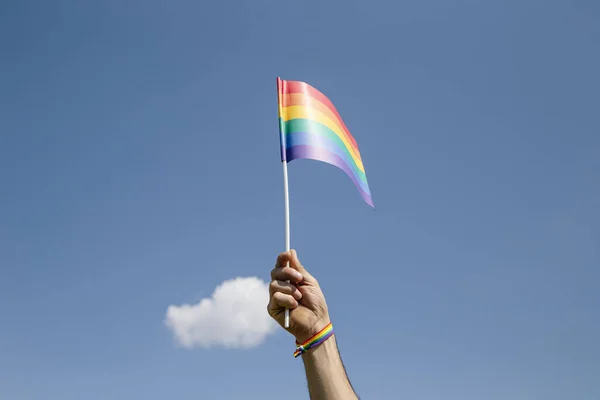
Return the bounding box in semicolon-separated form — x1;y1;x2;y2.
277;78;374;208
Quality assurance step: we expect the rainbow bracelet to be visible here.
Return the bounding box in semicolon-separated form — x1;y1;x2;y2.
293;322;334;358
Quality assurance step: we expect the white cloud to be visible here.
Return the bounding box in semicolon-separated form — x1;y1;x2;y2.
165;277;278;349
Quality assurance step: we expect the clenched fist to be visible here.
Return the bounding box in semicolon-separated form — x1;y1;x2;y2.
267;250;330;343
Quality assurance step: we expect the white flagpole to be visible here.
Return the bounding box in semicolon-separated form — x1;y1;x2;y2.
278;77;292;329
282;159;291;328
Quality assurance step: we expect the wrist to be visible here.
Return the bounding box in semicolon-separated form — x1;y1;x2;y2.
301;332;338;362
294;320;334;358
295;316;331;343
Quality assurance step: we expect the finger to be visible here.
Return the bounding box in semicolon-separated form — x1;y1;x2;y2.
270;266;303;283
269;280;303;300
270;265;303;283
272;251;302;282
270;292;298;310
288;249;317;284
274;251;291;269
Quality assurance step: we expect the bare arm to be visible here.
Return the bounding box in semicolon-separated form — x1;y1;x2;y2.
267;250;359;400
302;335;358;400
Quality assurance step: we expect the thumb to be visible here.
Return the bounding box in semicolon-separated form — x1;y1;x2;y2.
289;249;317;284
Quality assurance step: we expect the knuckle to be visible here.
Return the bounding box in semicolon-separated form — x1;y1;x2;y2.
276;252;288;265
281;267;293;277
279;281;292;293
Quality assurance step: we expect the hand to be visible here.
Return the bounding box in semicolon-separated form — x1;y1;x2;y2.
267;250;330;343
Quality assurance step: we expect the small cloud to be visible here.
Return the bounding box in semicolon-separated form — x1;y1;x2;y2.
165;277;277;349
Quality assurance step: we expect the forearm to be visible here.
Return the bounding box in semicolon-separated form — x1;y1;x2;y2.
302;335;358;400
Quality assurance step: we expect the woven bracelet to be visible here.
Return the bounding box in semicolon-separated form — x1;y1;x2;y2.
293;322;334;358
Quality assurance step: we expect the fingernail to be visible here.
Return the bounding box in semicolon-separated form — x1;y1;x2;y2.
293;271;303;280
294;290;302;300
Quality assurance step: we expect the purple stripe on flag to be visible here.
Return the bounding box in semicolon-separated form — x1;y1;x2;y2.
284;130;368;191
286;145;374;207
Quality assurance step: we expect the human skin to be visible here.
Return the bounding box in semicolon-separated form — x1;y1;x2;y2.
267;250;358;400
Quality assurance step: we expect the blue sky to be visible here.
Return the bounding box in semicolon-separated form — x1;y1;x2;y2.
1;1;599;399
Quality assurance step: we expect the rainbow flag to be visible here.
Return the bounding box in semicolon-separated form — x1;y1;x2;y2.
277;78;373;207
